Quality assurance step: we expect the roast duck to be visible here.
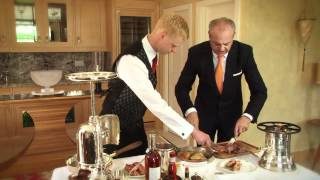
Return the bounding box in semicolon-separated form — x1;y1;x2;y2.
212;141;246;154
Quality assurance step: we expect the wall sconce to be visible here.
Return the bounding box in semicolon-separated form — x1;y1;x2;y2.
297;0;316;72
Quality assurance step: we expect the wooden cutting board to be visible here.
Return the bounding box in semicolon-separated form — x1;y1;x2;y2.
211;140;260;159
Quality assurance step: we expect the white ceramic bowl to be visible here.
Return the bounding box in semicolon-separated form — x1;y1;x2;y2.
30;70;62;88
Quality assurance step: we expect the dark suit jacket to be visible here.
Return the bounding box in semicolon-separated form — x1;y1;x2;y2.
175;40;267;138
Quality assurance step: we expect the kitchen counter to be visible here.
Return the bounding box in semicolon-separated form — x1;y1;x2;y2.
0;90;92;102
0;80;88;88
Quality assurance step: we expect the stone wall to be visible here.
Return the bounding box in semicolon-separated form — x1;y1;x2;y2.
0;52;111;86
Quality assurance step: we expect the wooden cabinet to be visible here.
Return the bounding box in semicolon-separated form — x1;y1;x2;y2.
74;0;107;51
0;95;92;177
0;87;12;95
0;0;108;52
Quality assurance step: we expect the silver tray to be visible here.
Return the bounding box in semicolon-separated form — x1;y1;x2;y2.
177;146;214;163
66;71;117;82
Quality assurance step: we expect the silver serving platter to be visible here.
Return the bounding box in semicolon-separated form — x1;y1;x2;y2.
66;153;113;174
66;71;117;82
177;146;215;163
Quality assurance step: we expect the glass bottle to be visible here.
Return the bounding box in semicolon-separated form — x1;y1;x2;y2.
184;166;190;180
145;133;161;180
168;151;177;180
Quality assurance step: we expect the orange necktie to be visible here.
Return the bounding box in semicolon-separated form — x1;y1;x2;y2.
215;55;224;94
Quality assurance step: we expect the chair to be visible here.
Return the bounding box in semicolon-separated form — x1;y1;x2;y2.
307;119;320;169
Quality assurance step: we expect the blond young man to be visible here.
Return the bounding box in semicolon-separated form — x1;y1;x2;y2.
101;14;212;158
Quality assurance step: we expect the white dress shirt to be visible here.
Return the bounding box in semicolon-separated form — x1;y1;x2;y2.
185;51;253;121
115;35;194;139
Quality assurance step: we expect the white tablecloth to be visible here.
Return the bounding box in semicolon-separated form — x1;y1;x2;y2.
51;154;320;180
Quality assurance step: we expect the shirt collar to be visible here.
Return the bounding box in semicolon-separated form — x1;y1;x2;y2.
142;35;157;65
212;51;228;60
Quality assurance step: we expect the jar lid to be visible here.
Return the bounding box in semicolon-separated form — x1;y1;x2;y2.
191;173;202;180
169;151;176;158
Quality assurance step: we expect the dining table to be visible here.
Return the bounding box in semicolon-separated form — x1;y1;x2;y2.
51;151;319;180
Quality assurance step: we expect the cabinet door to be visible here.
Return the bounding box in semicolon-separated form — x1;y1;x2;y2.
0;104;12;137
74;0;106;50
0;1;8;48
12;0;74;51
113;8;157;60
0;0;14;51
13;0;39;45
44;0;74;48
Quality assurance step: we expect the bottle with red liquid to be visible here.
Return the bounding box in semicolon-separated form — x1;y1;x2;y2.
145;133;161;180
168;151;177;180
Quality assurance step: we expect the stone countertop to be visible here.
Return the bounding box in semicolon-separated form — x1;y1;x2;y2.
0;80;88;88
0;90;94;102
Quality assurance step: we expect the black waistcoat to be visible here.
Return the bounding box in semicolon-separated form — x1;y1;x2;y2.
100;41;157;134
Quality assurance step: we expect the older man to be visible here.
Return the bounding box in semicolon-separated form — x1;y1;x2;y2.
175;17;267;142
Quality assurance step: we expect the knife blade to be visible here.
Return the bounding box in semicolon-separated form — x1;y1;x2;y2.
158;134;179;151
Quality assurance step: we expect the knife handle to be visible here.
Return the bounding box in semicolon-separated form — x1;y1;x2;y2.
110;141;143;158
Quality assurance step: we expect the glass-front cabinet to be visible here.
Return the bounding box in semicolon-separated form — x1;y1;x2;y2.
114;9;157;60
13;0;73;49
14;0;37;43
119;16;151;53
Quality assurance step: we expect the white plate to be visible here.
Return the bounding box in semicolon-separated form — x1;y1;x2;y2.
123;170;145;179
178;156;216;167
217;159;257;173
31;90;64;96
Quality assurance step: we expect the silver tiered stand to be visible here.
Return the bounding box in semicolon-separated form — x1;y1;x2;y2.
66;70;119;179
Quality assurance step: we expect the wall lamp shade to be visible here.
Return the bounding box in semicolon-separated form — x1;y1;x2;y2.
298;18;315;44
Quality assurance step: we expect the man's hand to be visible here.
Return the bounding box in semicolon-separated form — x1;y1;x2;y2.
234;116;251;137
186;112;199;129
191;128;211;146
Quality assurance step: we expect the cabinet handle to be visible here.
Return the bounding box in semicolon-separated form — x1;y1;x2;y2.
77;36;81;43
37;36;41;42
22;111;35;128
